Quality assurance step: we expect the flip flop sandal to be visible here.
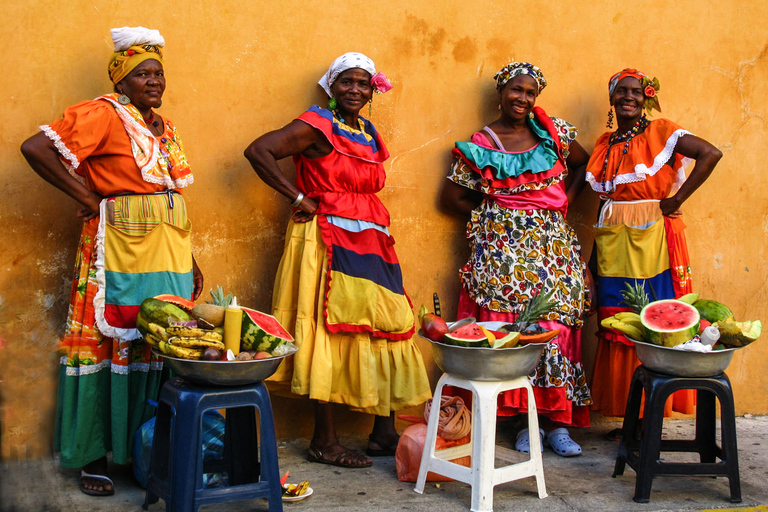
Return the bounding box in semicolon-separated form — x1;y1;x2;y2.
515;428;544;454
79;470;115;496
545;427;582;457
307;444;372;468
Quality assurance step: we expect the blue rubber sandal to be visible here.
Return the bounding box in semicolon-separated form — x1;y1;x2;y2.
515;428;544;454
545;428;582;457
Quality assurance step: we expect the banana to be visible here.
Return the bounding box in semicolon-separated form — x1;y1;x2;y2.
169;336;225;350
144;333;162;348
601;316;645;341
615;311;642;322
160;340;204;360
166;325;223;342
285;480;310;497
148;322;170;341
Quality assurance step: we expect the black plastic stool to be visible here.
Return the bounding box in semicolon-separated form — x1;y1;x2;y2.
143;377;283;512
613;365;740;503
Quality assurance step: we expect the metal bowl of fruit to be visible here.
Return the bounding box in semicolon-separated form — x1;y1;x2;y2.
156;346;298;386
421;321;547;382
632;339;737;377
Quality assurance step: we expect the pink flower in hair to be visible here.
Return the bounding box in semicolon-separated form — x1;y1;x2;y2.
371;72;393;93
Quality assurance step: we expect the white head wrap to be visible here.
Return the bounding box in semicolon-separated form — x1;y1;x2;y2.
110;26;165;52
318;52;376;97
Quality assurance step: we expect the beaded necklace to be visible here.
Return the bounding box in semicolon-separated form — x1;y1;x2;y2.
599;114;650;193
332;109;365;132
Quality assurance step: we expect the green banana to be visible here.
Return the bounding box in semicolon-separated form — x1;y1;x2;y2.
166;325;223;342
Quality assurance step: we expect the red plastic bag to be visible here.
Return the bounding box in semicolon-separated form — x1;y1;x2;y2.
395;421;471;482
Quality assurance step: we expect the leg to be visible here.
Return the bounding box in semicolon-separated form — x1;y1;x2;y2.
80;455;114;496
307;401;371;468
368;412;400;456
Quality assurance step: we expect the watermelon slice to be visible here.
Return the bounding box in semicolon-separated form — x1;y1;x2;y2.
640;299;700;347
240;307;294;353
443;323;491;348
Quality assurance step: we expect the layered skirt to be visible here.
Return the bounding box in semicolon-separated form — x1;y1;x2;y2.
268;217;431;416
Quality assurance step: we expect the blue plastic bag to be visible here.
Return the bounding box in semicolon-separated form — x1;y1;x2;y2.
133;407;226;488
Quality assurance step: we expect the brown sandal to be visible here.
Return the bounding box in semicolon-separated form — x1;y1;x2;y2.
307;443;372;468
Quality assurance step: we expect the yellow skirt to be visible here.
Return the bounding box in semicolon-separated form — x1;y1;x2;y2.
268;217;431;416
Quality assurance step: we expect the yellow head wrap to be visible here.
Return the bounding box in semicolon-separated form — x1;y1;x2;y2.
108;45;163;84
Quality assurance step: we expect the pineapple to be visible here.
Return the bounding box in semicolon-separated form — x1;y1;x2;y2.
207;285;233;308
620;280;650;314
499;288;557;333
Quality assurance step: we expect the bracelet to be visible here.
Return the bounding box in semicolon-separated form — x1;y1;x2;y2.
291;192;305;207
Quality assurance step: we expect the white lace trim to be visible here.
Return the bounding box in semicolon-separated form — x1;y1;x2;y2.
587;129;693;193
92;199;143;342
39;124;86;186
172;174;195;188
61;356;163;376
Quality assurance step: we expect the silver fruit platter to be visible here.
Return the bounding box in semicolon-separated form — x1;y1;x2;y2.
419;321;547;381
154;346;298;386
631;339;738;377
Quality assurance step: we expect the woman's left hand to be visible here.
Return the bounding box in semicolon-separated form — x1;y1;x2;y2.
660;197;683;218
192;256;204;300
292;196;319;223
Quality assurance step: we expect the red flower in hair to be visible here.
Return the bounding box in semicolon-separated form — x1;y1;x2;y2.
126;50;135;56
644;85;656;98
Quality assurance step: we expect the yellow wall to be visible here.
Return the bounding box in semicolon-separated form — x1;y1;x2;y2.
1;0;767;459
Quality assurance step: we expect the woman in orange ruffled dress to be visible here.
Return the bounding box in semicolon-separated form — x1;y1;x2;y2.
21;27;203;495
586;69;722;427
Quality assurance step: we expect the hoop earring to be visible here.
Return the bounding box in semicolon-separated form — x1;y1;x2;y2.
156;99;162;108
118;92;131;105
606;106;614;129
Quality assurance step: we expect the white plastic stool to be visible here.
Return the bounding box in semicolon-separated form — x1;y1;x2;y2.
414;373;547;512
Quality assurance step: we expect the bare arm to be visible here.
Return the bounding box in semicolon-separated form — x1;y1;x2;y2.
440;180;483;216
21;132;103;219
564;140;590;205
244;120;328;223
660;134;722;217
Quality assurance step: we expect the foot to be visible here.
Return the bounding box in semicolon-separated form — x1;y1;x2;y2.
515;428;544;454
545;428;582;457
366;433;400;456
307;442;372;468
79;457;114;496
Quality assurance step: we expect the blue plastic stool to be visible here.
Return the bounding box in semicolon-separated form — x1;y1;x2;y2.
143;377;283;512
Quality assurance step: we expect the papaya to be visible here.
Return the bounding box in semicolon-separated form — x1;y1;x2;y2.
692;299;733;323
517;329;560;346
714;319;762;347
136;298;193;336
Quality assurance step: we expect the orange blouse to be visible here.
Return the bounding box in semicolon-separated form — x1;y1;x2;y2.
43;99;183;196
586;118;692;201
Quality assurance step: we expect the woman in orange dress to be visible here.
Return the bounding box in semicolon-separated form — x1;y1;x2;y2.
21;27;203;495
586;69;721;425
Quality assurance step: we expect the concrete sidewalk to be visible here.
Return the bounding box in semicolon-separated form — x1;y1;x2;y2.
2;416;767;512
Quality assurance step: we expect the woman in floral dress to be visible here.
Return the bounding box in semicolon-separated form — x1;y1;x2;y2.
441;62;594;456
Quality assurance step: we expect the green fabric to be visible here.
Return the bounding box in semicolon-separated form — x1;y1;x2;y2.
54;362;162;468
455;118;559;180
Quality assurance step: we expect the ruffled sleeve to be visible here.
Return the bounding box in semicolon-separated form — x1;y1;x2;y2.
550;117;578;160
586;119;693;198
41;100;125;179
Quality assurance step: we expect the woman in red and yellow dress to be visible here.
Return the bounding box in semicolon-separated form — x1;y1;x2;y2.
245;52;430;468
586;69;721;425
21;27;203;495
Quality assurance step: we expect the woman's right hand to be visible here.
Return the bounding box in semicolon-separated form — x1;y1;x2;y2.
292;196;319;223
